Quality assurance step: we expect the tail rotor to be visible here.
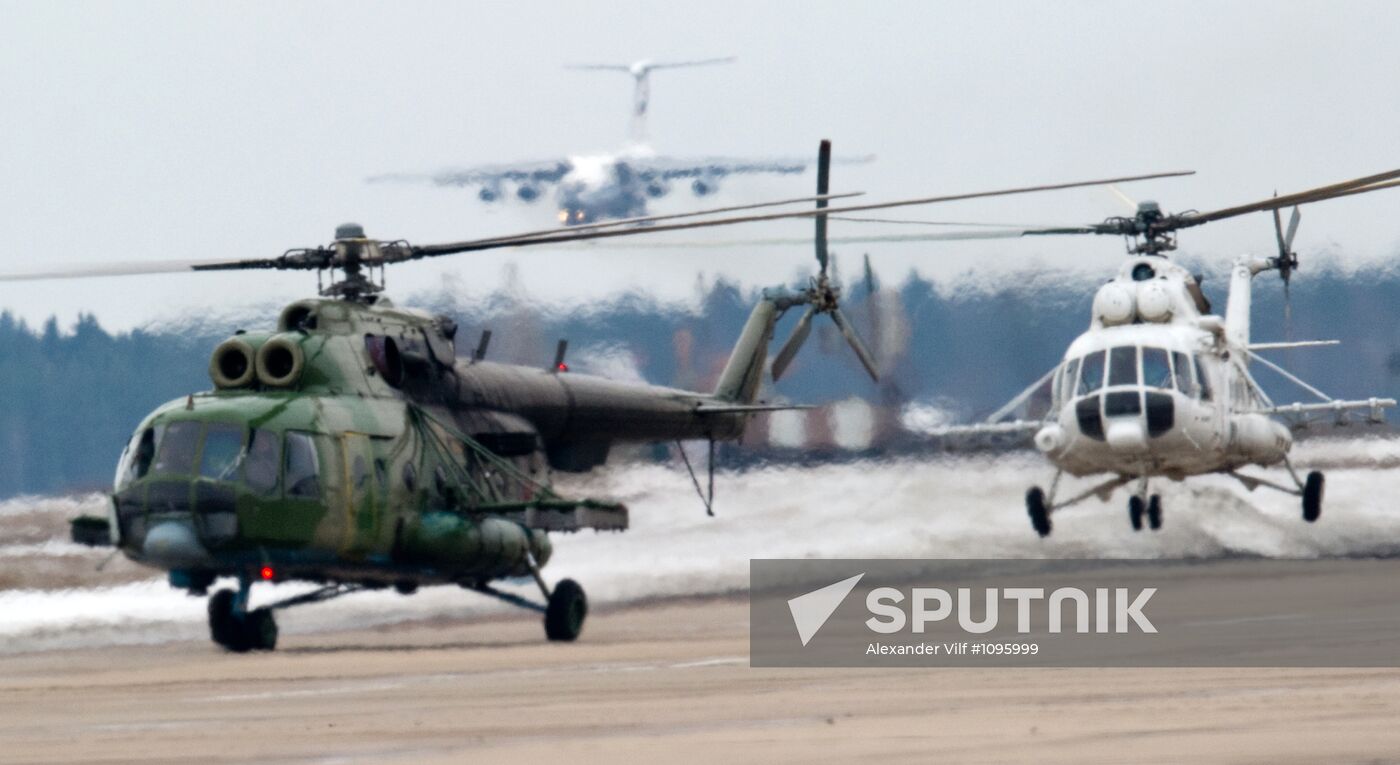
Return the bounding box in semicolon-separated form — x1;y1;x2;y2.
1271;198;1301;332
770;140;881;383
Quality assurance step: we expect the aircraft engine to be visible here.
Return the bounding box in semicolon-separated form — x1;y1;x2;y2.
1229;413;1292;463
478;186;499;202
209;337;258;389
1136;282;1174;322
691;179;715;196
645;181;669;198
1093;283;1136;326
256;334;306;388
516;185;541;202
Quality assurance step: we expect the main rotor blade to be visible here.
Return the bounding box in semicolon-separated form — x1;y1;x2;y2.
771;305;817;382
410;170;1195;258
0;258;244;282
1188;168;1400;225
815;139;831;275
1272;200;1288;257
830;308;880;382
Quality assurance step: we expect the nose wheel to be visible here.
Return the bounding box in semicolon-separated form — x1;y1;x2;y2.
1128;494;1163;532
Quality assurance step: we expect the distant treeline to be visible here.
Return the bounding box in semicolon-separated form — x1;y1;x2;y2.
2;268;1398;497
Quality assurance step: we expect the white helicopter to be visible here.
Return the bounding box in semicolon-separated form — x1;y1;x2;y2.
926;171;1400;536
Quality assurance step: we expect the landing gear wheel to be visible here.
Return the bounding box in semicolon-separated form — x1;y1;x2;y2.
1302;471;1325;523
207;589;278;652
208;589;249;652
545;579;587;642
1026;487;1051;538
1147;495;1163;531
245;608;278;651
1129;496;1145;532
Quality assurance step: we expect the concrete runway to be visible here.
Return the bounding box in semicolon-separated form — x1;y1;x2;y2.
3;595;1400;764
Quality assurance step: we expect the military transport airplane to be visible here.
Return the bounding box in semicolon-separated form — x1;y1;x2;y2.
368;56;871;224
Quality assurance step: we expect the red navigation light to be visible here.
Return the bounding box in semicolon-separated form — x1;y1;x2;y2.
260;566;275;581
556;362;569;372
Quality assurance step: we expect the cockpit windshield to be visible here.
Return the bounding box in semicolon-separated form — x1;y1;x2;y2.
200;424;244;481
1142;347;1173;390
1108;346;1137;386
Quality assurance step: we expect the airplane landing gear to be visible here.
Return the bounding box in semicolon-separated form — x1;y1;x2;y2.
1147;494;1163;530
1302;471;1324;522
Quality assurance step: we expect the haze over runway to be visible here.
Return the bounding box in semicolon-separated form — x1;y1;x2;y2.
4;1;1400;330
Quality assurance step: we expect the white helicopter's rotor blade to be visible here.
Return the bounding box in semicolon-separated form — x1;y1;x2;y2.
1107;183;1139;212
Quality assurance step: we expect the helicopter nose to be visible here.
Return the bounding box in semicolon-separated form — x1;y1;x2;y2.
1105;419;1148;454
142;521;215;568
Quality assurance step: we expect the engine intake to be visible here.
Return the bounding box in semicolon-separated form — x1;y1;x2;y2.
256;335;306;387
209;338;257;389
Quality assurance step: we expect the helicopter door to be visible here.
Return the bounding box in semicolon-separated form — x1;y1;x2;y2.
339;433;380;557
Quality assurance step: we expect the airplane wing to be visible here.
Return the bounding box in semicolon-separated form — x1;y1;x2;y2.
367;159;575;190
365;153;875;220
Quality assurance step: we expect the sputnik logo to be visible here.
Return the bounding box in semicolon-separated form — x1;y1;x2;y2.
787;573;864;646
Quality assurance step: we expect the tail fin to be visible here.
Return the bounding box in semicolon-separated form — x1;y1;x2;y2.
713;298;779;403
1225;255;1273;348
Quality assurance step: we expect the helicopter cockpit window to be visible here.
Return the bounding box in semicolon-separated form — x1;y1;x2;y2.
116;427;159;490
1077;350;1106;395
243;429;281;494
1108;346;1138;387
284;431;322;498
1142;347;1173;390
1172;351;1196;396
151;421;201;476
1195;356;1213;401
200;424;245;481
1057;357;1080;406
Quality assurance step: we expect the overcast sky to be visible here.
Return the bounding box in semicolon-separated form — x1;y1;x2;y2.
3;1;1399;331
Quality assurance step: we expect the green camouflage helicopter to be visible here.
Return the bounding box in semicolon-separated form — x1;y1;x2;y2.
28;143;1184;651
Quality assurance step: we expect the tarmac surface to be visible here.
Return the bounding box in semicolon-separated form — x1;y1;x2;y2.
3;594;1400;764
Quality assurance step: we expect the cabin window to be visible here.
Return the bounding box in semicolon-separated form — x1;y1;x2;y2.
1077;350;1106;395
1108;346;1138;386
200;424;244;481
285;431;322;498
374;458;389;494
1142;347;1173;390
1172;352;1196;396
1195;356;1213;401
243;429;281;494
151;421;201;476
402;462;417;492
